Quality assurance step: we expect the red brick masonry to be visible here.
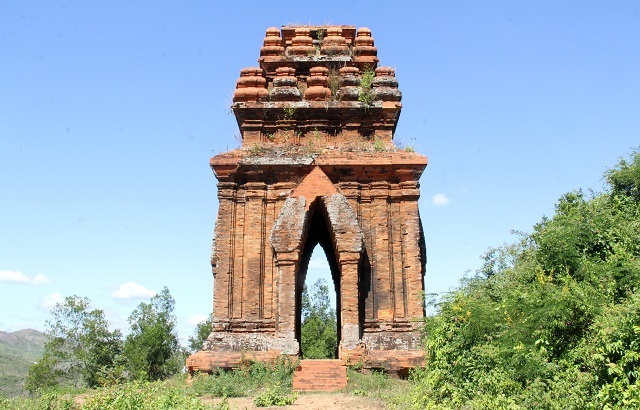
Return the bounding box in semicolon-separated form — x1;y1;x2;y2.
187;25;428;377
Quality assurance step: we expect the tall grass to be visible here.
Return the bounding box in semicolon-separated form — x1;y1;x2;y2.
190;356;297;398
344;368;411;407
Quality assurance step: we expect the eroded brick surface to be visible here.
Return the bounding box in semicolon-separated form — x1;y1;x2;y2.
188;25;428;376
292;360;348;391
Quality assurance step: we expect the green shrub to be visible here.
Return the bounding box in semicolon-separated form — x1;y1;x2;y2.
253;384;297;407
212;396;229;410
0;392;76;410
191;356;297;398
82;381;209;410
406;150;640;409
358;69;376;108
345;368;410;406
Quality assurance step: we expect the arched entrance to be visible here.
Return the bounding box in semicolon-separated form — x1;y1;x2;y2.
270;188;366;356
296;205;341;358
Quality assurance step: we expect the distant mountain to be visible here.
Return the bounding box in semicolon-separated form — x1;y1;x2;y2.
0;329;47;397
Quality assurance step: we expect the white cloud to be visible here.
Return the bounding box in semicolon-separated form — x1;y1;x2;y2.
188;314;209;326
432;193;451;206
308;254;330;269
102;307;127;333
111;282;156;300
41;293;64;310
0;270;50;285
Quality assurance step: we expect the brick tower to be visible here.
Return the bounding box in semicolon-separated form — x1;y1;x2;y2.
187;25;428;376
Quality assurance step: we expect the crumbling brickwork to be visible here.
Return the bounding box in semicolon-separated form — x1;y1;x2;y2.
187;25;428;375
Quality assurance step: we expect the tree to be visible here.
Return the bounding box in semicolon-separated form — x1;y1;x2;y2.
408;150;640;408
123;287;181;381
606;147;640;202
26;295;122;393
188;314;212;353
300;278;337;359
25;352;64;394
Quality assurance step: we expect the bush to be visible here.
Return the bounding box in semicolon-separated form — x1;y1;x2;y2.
0;392;76;410
406;150;640;409
253;384;297;407
344;368;414;408
82;381;208;410
191;356;297;398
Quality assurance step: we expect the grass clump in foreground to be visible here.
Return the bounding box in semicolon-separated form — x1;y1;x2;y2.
0;378;208;410
82;380;208;410
344;367;411;407
0;391;76;410
253;383;297;407
191;355;298;401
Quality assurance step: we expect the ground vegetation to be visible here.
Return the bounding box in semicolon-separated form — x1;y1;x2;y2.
405;149;640;409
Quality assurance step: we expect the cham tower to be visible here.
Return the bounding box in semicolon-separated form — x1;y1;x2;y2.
187;25;428;376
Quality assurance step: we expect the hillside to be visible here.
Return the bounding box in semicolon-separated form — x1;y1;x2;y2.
0;329;46;397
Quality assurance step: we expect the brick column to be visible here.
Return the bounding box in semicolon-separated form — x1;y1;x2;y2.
389;184;406;318
274;256;299;353
339;252;361;349
358;183;375;321
213;182;236;322
400;182;425;319
269;196;307;354
243;182;266;319
232;188;246;319
370;182;391;319
263;185;278;319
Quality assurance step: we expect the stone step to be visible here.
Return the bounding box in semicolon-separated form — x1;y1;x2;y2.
292;359;348;392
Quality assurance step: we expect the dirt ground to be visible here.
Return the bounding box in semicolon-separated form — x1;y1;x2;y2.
202;392;388;410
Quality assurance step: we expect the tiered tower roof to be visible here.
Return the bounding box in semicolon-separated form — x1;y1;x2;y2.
213;25;426;184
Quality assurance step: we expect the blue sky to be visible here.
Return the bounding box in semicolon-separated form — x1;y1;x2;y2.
1;1;639;344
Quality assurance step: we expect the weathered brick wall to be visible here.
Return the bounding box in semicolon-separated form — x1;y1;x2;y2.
187;25;429;375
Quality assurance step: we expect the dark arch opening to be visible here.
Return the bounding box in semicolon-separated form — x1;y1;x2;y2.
295;206;341;358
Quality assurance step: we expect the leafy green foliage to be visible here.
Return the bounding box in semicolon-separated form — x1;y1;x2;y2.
190;356;297;398
0;329;46;397
606;148;640;202
212;396;229;410
26;296;122;393
253;383;297;407
123;287;181;381
373;136;386;152
3;377;214;410
0;391;76;410
188;314;212;353
82;380;209;410
24;289;186;395
327;69;341;100
408;149;640;408
25;352;66;394
345;368;409;404
300;278;337;359
358;68;376;108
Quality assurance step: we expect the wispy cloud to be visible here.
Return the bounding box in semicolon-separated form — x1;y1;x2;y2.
308;254;330;269
432;193;451;206
0;270;50;285
40;293;64;310
188;314;209;326
111;282;156;300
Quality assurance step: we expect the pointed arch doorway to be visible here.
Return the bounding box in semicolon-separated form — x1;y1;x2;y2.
270;167;367;357
296;208;340;359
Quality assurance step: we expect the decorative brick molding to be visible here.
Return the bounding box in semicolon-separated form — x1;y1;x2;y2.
187;25;428;376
